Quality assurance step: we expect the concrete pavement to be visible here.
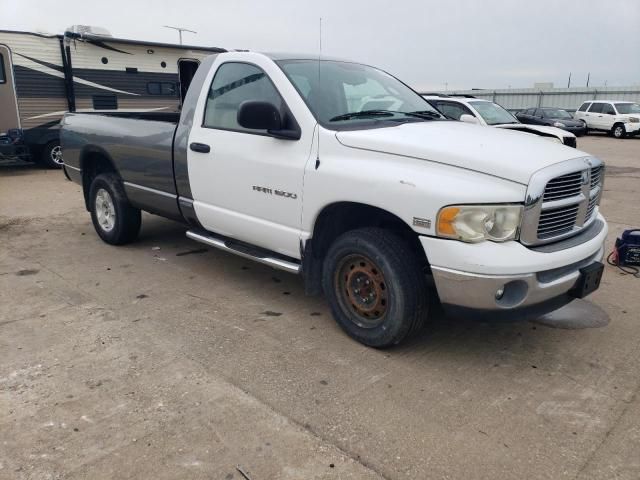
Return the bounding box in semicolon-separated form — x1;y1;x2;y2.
1;135;639;479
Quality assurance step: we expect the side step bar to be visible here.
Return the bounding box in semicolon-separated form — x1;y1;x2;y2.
186;230;301;274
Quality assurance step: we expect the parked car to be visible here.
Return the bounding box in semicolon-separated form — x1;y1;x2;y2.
574;100;640;138
516;108;586;136
423;95;577;147
61;52;607;347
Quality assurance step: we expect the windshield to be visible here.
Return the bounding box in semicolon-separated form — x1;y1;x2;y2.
615;103;640;114
277;59;442;129
544;108;572;119
469;101;518;125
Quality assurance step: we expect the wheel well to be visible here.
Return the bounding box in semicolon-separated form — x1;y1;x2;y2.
302;202;429;295
80;151;118;210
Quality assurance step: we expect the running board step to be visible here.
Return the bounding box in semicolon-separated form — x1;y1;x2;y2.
186;230;301;274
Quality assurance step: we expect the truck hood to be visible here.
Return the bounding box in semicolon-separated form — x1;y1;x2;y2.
335;121;584;185
495;123;575;138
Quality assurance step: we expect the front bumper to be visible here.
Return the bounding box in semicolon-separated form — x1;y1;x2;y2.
624;122;640;134
432;246;603;320
422;213;608;320
562;125;587;137
0;143;31;161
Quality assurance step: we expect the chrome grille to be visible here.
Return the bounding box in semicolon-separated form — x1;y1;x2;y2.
542;171;583;201
521;157;605;246
590;166;604;189
537;205;580;238
585;196;598;221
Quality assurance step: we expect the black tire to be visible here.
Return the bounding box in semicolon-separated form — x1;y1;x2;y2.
89;173;141;245
40;141;64;169
612;123;626;139
322;227;429;348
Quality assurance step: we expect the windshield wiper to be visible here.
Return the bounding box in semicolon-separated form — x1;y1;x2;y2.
329;110;396;122
330;109;442;122
406;110;442;119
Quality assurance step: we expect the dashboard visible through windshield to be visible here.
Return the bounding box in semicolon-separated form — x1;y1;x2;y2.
277;59;443;129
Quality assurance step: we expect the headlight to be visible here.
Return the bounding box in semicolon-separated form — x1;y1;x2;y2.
553;122;566;128
437;205;523;243
629;117;640;123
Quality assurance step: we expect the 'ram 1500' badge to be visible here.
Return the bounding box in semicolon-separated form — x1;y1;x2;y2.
252;186;298;199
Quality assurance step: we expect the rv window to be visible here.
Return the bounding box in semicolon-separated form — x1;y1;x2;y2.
93;95;118;110
0;54;6;84
147;82;177;96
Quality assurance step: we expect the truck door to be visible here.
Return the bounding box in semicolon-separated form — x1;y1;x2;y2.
186;58;315;260
0;44;20;134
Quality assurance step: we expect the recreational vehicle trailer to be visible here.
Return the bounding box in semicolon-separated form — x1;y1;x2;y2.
0;27;225;168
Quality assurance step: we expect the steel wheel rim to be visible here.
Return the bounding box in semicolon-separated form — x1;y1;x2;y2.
335;254;388;328
614;126;624;138
51;145;64;165
95;188;116;232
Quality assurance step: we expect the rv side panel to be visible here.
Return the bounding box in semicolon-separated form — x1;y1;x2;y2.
0;32;68;130
0;43;21;134
67;38;215;115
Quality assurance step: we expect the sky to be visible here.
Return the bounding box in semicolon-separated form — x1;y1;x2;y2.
2;0;639;91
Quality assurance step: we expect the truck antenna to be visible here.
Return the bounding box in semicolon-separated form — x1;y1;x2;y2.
315;17;322;169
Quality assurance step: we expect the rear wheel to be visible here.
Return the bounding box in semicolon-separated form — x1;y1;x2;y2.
89;173;141;245
40;141;64;169
612;123;626;139
322;228;429;347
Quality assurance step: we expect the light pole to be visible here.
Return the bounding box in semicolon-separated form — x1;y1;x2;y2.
163;25;197;45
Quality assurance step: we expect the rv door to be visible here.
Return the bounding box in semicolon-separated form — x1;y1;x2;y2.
178;59;200;104
0;44;20;133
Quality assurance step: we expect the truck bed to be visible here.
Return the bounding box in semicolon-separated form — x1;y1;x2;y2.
61;112;184;221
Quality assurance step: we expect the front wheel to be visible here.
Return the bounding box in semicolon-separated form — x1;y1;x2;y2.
612;124;626;139
89;173;141;245
322;228;429;347
40;141;64;169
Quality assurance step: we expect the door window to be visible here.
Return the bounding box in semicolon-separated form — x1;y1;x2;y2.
588;103;604;113
203;62;283;133
602;103;615;115
434;101;472;120
577;102;590;112
0;53;5;84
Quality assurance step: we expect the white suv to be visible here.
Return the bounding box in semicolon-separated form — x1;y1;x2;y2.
423;95;577;147
574;100;640;139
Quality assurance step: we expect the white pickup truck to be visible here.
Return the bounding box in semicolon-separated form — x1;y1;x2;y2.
61;52;608;347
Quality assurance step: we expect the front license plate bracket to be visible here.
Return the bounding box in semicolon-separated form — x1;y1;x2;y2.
570;261;604;299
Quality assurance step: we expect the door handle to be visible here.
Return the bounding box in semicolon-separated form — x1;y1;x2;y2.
190;142;210;153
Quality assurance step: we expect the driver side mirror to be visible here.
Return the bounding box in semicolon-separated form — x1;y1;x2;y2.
237;101;300;140
460;114;479;124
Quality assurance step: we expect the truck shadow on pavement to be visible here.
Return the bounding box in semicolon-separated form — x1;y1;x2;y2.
134;215;612;360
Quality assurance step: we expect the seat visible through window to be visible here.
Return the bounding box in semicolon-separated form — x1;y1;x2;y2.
204;63;283;133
